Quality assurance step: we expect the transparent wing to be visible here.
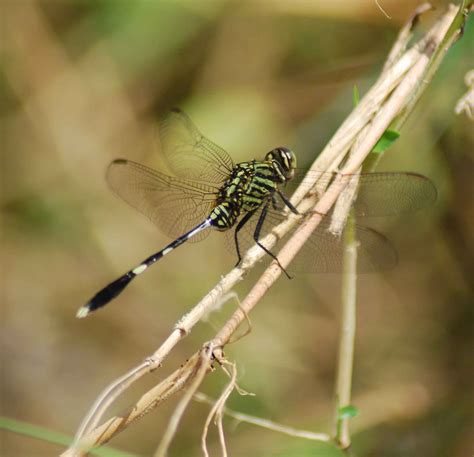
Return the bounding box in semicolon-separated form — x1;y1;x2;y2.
106;159;218;242
224;169;436;272
226;206;397;273
286;171;437;216
158;109;235;184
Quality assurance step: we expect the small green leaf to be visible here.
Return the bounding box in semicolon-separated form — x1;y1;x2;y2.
353;85;360;107
372;129;400;153
338;405;359;420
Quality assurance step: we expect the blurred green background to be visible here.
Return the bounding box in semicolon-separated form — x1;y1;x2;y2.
2;1;473;456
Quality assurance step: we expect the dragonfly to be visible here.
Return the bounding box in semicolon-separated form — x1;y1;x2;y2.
77;109;436;318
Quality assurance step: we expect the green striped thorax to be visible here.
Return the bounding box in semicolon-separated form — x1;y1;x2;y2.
209;147;297;231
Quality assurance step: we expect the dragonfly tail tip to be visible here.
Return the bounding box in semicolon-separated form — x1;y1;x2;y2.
76;305;91;319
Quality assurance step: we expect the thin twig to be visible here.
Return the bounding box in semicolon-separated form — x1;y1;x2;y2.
194;393;331;442
201;361;237;457
154;346;213;457
381;3;433;75
334;214;358;448
374;0;392;20
72;361;151;448
63;352;205;456
393;2;467;129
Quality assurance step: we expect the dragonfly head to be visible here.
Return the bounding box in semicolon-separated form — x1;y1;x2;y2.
265;147;297;182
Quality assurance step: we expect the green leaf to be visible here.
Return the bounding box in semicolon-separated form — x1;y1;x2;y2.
0;416;136;457
353;85;360;107
372;129;400;153
338;405;359;420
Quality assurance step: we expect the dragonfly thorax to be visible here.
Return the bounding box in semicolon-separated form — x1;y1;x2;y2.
210;158;287;231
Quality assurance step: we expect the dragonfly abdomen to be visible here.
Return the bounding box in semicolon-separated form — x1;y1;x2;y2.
209;201;240;230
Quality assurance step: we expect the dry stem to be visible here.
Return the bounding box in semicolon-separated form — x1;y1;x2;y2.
194;393;331;442
154;346;214;457
334;215;358;448
201;360;237;457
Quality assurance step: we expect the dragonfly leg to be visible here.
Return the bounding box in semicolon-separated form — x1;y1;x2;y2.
277;190;299;215
271;194;282;211
279;189;328;219
233;210;256;267
254;200;292;279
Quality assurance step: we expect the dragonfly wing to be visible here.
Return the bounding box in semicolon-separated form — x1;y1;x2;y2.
159;109;235;184
226;204;397;273
106;159;218;242
354;172;437;216
287;170;437;217
288;219;397;273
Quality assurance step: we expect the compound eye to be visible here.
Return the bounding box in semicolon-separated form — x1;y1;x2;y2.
279;147;296;172
289;151;297;170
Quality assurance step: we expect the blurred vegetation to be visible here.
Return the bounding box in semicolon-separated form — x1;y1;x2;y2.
2;1;473;456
